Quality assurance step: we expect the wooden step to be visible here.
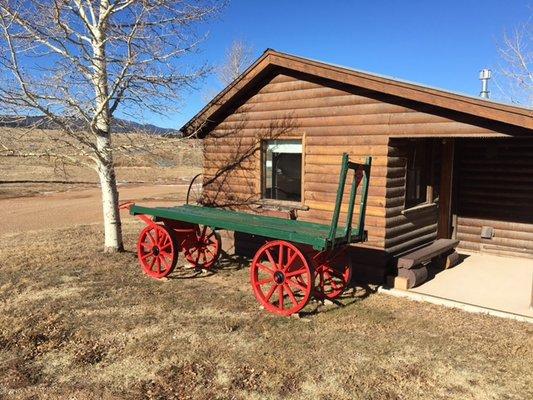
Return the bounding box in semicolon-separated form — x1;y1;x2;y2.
397;239;459;269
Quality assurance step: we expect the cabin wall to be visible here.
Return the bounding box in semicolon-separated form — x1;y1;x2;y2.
384;139;442;255
454;138;533;258
201;70;530;280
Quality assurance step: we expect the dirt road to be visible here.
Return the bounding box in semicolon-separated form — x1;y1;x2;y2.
0;184;186;235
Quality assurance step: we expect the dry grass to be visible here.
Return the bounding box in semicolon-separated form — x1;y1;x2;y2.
0;127;203;199
0;221;532;399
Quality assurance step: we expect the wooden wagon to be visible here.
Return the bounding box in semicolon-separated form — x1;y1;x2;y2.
123;154;371;316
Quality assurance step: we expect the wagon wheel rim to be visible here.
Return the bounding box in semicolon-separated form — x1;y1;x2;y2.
250;240;312;316
186;173;203;205
137;225;177;279
183;225;221;269
313;251;352;300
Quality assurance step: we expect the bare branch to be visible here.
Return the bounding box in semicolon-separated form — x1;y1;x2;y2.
218;39;254;86
495;18;533;106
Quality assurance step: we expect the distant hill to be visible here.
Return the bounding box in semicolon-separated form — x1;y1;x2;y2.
0;115;180;136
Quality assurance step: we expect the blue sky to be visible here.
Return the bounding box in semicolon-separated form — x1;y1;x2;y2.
154;0;531;129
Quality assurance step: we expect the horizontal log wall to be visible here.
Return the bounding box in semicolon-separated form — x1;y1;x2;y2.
202;71;528;266
455;139;533;258
384;139;442;255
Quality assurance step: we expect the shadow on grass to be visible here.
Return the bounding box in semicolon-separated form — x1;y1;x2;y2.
299;283;378;317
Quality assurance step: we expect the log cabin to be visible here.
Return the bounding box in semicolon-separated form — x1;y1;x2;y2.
181;49;533;282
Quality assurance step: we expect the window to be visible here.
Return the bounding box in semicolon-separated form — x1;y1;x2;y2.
405;141;431;209
263;140;302;202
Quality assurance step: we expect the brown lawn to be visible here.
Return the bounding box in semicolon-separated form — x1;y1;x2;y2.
0;221;531;400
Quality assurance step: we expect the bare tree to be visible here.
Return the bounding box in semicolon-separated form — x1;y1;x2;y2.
496;19;532;106
218;40;254;86
0;0;223;252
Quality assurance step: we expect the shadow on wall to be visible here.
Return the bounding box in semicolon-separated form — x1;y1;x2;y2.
199;107;298;212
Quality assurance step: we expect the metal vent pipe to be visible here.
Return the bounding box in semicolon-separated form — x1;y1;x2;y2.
479;69;491;99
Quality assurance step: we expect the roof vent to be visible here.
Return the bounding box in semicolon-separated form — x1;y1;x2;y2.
479;69;491;99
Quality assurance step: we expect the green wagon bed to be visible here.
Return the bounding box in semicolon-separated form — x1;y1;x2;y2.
130;203;366;252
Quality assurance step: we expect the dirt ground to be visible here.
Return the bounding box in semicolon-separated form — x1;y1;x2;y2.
0;184;189;235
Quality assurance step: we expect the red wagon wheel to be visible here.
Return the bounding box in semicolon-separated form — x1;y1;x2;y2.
137;224;178;279
183;225;221;269
250;240;313;316
313;251;352;300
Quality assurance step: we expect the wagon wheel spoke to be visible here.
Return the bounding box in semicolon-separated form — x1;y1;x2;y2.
147;231;157;246
277;243;284;269
258;277;273;285
149;256;157;271
328;279;342;291
160;253;170;268
278;285;284;310
264;249;277;269
194;248;202;264
325;267;343;279
283;250;299;272
284;283;298;306
159;250;171;258
159;242;172;252
287;277;307;292
264;284;277;301
285;267;308;278
160;256;169;271
319;271;325;290
258;263;275;274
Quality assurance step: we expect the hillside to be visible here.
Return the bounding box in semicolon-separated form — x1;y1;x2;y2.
0;115;180;136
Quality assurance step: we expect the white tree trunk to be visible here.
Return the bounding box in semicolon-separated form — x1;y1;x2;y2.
92;7;123;252
96;134;123;252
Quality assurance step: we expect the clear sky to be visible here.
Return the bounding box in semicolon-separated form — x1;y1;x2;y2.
152;0;532;129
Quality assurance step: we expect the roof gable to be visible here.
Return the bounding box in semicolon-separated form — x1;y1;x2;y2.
181;49;533;135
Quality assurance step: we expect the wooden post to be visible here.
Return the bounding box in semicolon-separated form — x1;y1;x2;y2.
438;139;454;239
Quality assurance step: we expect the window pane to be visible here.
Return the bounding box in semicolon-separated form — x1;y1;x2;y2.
264;140;302;202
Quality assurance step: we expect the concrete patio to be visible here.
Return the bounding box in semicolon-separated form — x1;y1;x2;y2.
408;251;533;320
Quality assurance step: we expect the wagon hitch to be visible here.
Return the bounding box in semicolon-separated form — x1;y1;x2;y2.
119;201;157;227
119;201;135;211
